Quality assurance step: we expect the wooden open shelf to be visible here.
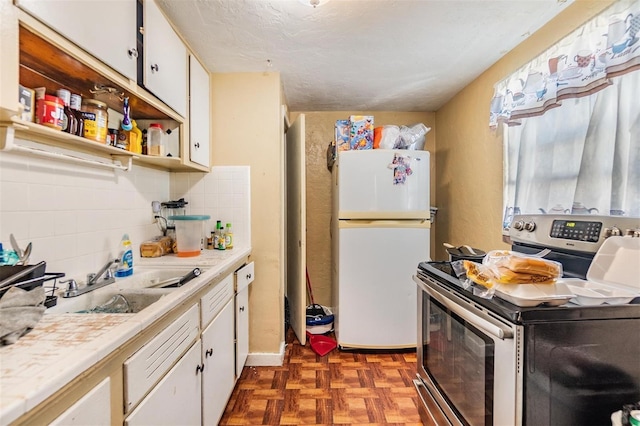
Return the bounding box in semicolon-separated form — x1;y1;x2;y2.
6;22;208;172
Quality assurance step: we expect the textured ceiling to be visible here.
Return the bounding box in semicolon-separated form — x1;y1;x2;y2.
157;0;573;112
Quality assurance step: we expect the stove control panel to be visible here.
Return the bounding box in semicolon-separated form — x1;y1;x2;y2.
509;214;640;254
549;219;602;242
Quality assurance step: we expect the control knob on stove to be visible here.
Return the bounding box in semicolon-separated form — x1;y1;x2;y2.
513;220;525;231
604;226;621;238
524;221;536;232
624;228;640;237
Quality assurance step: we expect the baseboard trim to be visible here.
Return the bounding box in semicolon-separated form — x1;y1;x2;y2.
245;341;286;367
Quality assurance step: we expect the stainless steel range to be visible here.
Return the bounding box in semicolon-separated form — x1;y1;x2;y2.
413;214;640;426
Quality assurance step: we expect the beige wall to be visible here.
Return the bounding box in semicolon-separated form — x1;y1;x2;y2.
433;0;614;261
211;72;284;354
295;111;435;307
209;1;614;354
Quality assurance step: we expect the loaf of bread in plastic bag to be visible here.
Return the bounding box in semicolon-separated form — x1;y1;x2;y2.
484;250;562;284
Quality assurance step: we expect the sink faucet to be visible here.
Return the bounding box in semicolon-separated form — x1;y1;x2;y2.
87;258;119;286
61;258;119;298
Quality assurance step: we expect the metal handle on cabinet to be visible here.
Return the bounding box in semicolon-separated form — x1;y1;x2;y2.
246;273;252;280
150;63;159;72
412;275;513;340
128;48;138;58
194;142;200;148
196;364;205;374
239;306;245;312
205;348;213;358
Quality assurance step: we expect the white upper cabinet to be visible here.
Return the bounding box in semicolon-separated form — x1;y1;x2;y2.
189;55;211;168
15;0;138;81
143;0;187;117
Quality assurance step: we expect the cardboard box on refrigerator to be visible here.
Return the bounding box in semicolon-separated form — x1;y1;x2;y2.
349;115;374;150
335;119;350;152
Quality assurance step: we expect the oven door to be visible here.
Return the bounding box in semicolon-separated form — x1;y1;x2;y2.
413;275;523;426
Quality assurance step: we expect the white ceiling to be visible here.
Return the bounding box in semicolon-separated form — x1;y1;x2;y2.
157;0;573;112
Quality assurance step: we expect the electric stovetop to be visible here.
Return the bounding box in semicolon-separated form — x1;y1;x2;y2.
417;261;640;324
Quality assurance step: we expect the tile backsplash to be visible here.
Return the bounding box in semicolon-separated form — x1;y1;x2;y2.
170;166;251;247
0;140;250;281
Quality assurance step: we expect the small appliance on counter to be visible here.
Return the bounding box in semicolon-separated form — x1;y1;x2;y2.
153;198;189;238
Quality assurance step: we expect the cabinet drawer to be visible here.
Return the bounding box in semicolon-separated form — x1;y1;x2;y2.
50;377;110;426
235;262;254;293
201;274;233;328
124;304;199;411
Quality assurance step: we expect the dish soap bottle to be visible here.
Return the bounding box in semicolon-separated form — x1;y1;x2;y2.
127;120;143;154
225;223;233;249
115;234;134;277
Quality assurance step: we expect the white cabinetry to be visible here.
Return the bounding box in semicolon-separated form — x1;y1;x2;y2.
15;0;138;81
202;301;235;424
235;262;255;378
125;341;202;426
49;378;111;426
123;276;239;426
124;305;200;412
200;274;235;424
189;55;210;168
143;0;187;117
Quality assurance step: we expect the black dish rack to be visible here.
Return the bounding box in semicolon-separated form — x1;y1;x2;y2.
0;262;65;308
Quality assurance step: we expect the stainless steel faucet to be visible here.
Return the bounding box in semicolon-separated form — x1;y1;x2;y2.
87;258;119;286
61;258;119;298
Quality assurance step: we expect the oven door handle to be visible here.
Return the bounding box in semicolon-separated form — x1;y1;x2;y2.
413;275;513;340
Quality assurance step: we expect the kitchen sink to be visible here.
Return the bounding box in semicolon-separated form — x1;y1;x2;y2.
46;268;205;314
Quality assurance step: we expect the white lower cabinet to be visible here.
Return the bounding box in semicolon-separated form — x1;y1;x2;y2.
234;262;255;378
123;276;239;426
49;378;111;426
125;341;202;426
201;300;235;425
124;305;200;411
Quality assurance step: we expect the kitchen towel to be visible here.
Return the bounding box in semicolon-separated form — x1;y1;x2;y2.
0;286;45;345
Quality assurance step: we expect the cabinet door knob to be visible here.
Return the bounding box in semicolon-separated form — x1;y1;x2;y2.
205;348;213;358
239;306;245;312
194;142;200;148
150;63;159;72
246;273;252;279
196;364;205;374
128;48;138;59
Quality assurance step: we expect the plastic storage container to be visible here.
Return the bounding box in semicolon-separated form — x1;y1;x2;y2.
147;123;165;156
168;215;210;257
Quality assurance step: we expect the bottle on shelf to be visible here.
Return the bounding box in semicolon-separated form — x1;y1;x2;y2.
69;94;84;137
127;120;143;154
147;123;165;156
225;223;233;249
56;89;78;135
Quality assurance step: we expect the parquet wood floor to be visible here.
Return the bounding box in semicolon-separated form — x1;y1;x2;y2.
219;328;430;425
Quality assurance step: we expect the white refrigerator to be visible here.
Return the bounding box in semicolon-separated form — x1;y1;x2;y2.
331;149;431;349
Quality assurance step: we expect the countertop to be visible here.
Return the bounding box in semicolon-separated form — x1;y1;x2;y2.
0;247;251;425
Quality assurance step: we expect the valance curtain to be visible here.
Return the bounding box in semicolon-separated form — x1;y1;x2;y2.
495;0;640;229
490;0;640;128
501;70;640;228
